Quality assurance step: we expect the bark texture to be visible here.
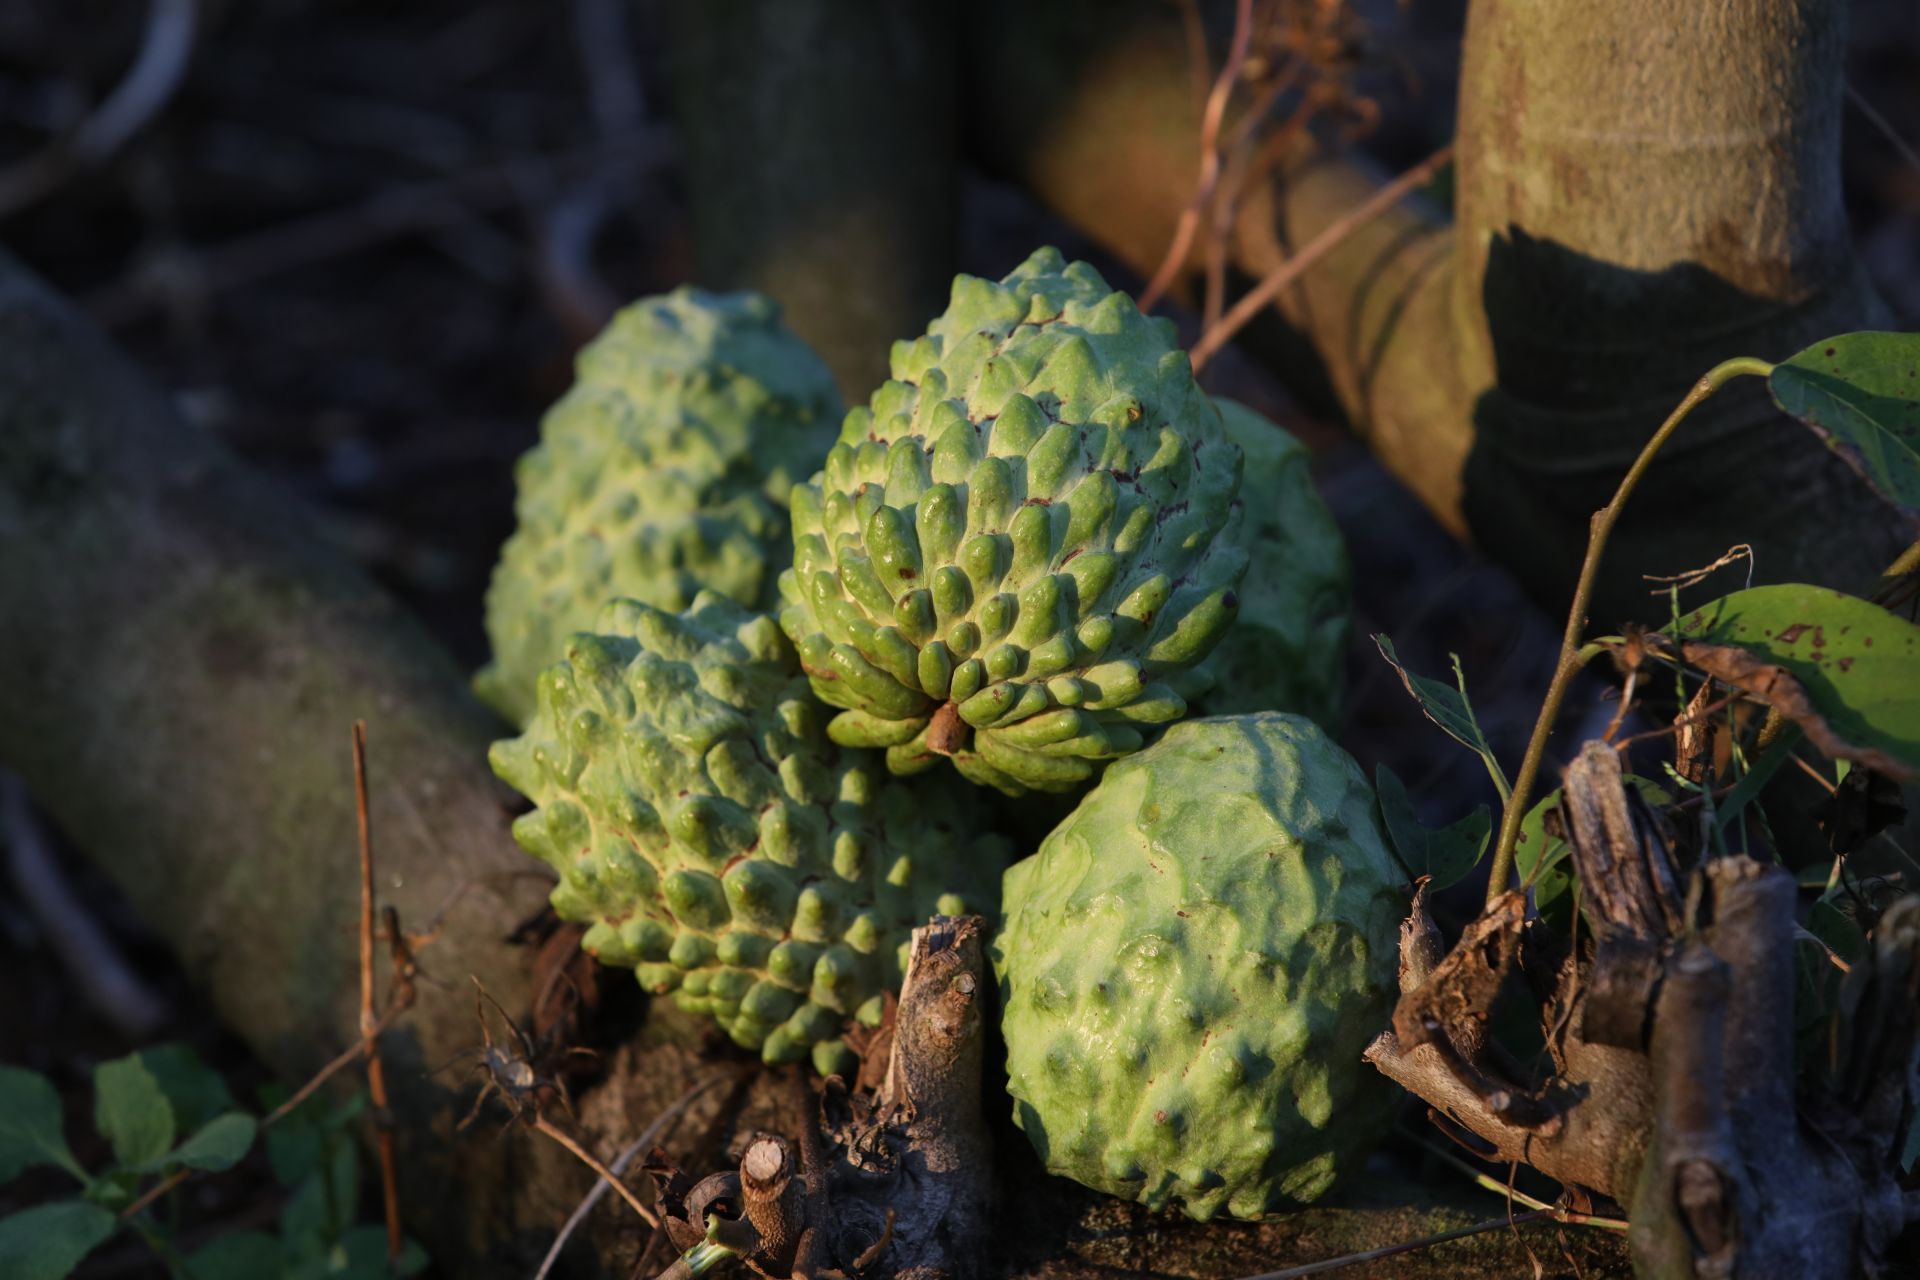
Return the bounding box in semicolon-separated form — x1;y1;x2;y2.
665;0;960;400
971;0;1901;629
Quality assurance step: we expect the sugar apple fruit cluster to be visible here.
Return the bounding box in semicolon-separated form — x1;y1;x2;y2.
1184;398;1350;729
490;592;1005;1072
475;288;843;727
995;713;1404;1220
778;248;1249;796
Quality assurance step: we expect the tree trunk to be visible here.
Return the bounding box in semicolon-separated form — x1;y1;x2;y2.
665;0;961;401
971;0;1902;630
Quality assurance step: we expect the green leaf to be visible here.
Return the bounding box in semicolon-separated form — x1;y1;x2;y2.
1513;790;1575;933
1375;764;1491;892
1373;635;1511;800
187;1231;285;1280
136;1045;233;1135
1768;331;1920;529
92;1056;174;1170
149;1112;257;1174
1711;728;1803;838
0;1066;85;1184
0;1200;117;1280
332;1226;428;1279
1672;585;1920;782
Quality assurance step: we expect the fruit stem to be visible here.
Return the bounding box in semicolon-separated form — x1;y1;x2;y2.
1484;355;1773;906
926;701;967;756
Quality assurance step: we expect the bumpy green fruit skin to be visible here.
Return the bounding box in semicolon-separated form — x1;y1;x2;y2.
778;247;1248;796
477;288;843;727
1184;399;1351;730
995;713;1405;1220
489;593;1004;1071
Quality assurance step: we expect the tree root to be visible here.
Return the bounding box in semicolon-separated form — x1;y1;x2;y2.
1368;741;1920;1278
648;917;994;1280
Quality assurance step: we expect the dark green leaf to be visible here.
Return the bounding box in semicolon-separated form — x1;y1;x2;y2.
1373;635;1511;799
150;1113;257;1174
281;1136;359;1253
187;1231;285;1280
1808;897;1868;968
92;1057;173;1170
0;1200;116;1280
1375;764;1491;891
1711;728;1803;838
333;1226;428;1279
136;1045;233;1135
0;1066;84;1184
1673;585;1920;781
1768;331;1920;529
266;1118;324;1188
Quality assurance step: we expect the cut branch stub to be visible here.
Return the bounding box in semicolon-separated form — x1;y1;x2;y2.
645;917;992;1280
1561;741;1684;944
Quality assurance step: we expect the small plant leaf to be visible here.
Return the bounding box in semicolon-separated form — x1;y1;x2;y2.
186;1231;284;1280
147;1112;257;1174
334;1226;429;1279
92;1057;174;1171
0;1200;117;1280
136;1045;233;1135
1373;635;1511;800
1768;331;1920;529
0;1067;84;1184
1375;764;1492;892
1672;585;1920;782
1513;791;1575;933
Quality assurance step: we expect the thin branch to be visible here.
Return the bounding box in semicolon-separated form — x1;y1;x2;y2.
1237;1210;1559;1279
1138;0;1256;312
1;773;169;1040
532;1079;718;1280
1485;356;1775;903
0;0;199;218
353;722;406;1265
1190;143;1454;371
531;1113;660;1228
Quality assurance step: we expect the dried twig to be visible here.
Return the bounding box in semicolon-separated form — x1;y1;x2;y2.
532;1079;718;1280
353;722;405;1264
1190;143;1454;371
531;1113;660;1228
0;0;199;217
1137;0;1257;312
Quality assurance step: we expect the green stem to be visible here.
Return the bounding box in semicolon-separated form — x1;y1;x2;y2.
1484;355;1774;906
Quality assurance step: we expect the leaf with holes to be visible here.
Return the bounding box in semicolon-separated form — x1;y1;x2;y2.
1769;331;1920;530
1672;584;1920;781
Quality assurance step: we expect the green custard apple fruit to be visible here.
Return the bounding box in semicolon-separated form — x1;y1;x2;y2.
778;247;1249;796
476;288;843;727
1183;398;1350;729
995;713;1406;1220
490;592;1005;1072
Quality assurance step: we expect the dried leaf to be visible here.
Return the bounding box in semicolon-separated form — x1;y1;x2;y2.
1674;585;1920;782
